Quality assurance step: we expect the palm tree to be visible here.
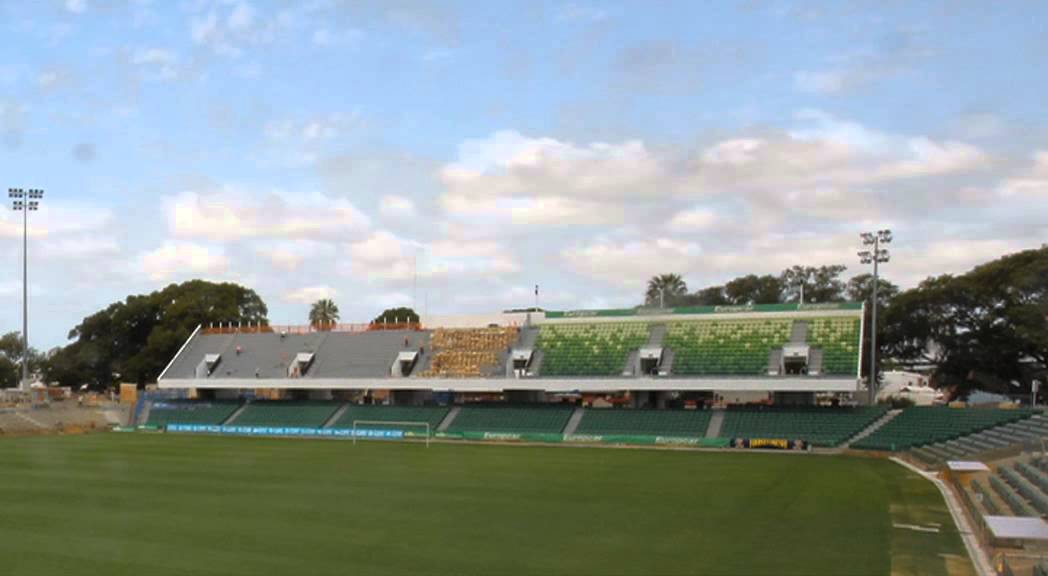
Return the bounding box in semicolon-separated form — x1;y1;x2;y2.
645;274;688;308
309;299;340;330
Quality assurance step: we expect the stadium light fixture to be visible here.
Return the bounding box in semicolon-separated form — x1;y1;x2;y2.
858;229;890;405
9;187;43;391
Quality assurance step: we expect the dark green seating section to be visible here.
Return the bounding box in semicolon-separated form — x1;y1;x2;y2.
806;317;861;375
990;474;1036;516
574;409;711;438
852;407;1035;451
665;319;791;376
972;480;1000;515
448;404;574;434
234;401;340;428
718;406;888;447
537;323;649;376
147;400;239;427
1000;464;1048;516
332;405;449;432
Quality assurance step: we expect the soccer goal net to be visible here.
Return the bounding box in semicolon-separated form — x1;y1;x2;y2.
351;420;431;447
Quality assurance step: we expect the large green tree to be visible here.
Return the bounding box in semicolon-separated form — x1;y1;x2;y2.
846;273;900;379
645;274;688;307
883;246;1048;395
44;280;268;388
373;307;419;325
309;299;340;329
724;274;784;305
0;332;43;388
780;265;848;303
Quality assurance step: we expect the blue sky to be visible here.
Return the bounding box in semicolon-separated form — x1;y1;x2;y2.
0;0;1046;350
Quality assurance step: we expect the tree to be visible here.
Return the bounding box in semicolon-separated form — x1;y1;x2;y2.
645;274;688;307
780;265;847;303
309;299;340;329
373;307;419;325
44;280;268;388
724;274;783;305
692;286;730;306
882;246;1048;395
0;331;43;388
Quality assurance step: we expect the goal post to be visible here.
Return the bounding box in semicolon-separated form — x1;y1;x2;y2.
351;420;431;447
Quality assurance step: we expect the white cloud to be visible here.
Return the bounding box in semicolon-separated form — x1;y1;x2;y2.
132;48;179;80
563;238;703;288
379;195;416;218
40;236;119;259
997;151;1048;198
668;207;718;232
164;188;370;242
342;230;518;283
141;241;229;281
441;130;665;202
65;0;87;14
284;284;337;304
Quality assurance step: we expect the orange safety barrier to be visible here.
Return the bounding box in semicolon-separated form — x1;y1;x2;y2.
201;322;424;336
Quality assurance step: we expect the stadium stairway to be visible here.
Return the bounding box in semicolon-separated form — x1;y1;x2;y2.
562;408;585;436
222;404;248;425
843;409;902;449
323;404;350;428
789;320;808;344
705;410;725;438
437;406;461;432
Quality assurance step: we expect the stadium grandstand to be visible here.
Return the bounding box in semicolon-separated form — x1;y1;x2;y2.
145;301;1047;460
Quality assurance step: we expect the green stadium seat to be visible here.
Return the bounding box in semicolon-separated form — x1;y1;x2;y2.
851;407;1036;451
664;319;791;376
146;400;239;427
718;406;888;447
332;405;450;433
574;409;711;438
448;404;574;434
234;401;340;428
536;323;649;377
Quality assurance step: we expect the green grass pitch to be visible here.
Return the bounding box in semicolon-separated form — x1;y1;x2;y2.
1;434;973;576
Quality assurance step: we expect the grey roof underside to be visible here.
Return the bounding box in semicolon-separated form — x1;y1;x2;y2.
162;330;432;380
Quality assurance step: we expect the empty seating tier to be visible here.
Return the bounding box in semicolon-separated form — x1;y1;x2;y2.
332;405;450;432
234;401;341;428
447;404;574;434
852;407;1035;451
420;327;519;378
718;406;888;447
146;401;239;427
1000;464;1048;516
806;317;861;375
665;319;791;376
574;409;711;438
990;474;1036;516
536;323;649;377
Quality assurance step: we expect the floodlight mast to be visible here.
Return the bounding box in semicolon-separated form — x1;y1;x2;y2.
858;229;891;405
9;188;43;391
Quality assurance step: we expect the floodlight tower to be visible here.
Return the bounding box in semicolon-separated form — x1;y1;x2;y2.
9;188;43;391
858;229;891;405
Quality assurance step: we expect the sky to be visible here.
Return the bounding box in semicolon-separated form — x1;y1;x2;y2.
0;0;1046;351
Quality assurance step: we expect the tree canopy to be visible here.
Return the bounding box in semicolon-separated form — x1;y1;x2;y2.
372;307;419;325
43;280;267;388
309;299;340;329
645;274;688;307
883;246;1048;395
0;332;43;389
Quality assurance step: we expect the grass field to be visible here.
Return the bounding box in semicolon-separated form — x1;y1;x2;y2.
1;433;972;576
